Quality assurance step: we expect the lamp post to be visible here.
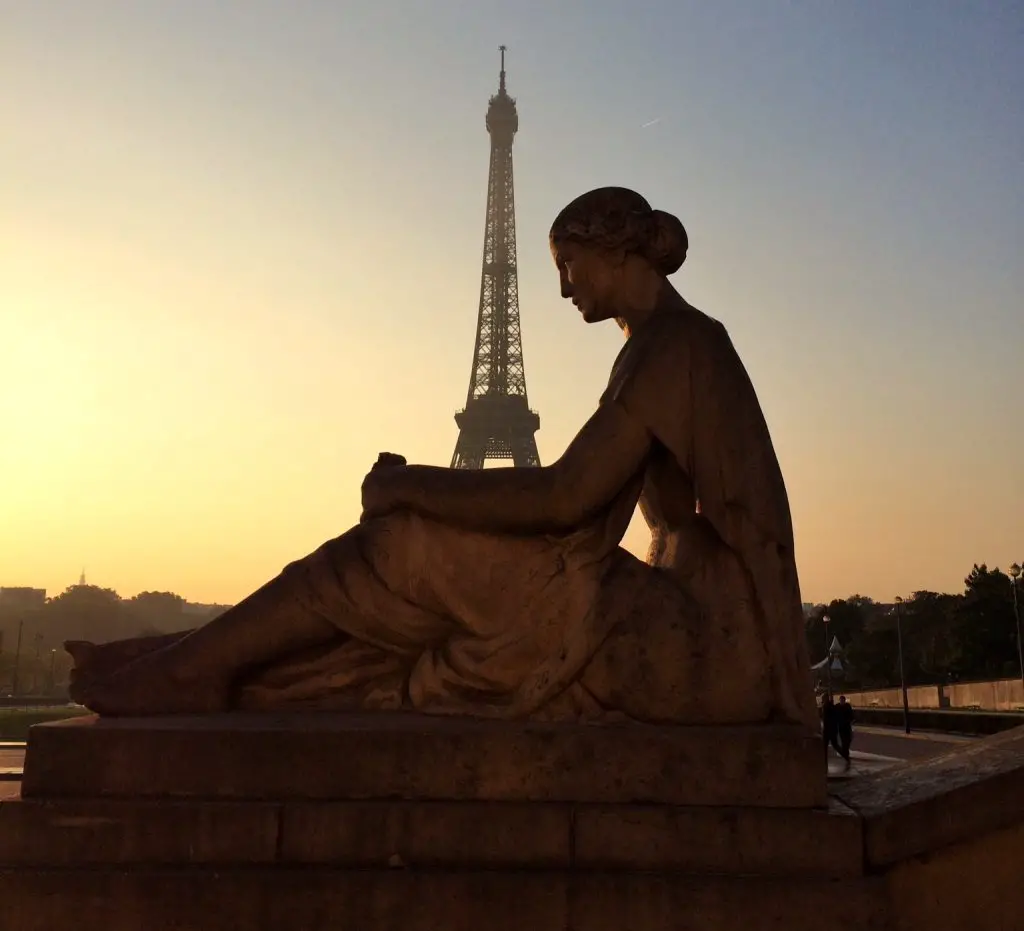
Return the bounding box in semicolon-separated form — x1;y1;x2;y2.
894;596;910;734
1009;563;1023;686
48;649;57;695
10;619;23;697
822;614;831;696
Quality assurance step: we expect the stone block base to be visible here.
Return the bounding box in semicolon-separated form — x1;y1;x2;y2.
0;794;863;877
21;712;827;807
4;715;1024;930
0;868;889;931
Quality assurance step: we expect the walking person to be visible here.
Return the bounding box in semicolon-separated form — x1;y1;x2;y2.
820;692;842;762
835;694;854;767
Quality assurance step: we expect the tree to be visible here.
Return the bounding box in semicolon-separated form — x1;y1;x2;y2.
125;591;186;636
900;590;961;683
805;597;870;655
805;596;879;687
952;564;1018;680
843;600;900;689
42;584;127;645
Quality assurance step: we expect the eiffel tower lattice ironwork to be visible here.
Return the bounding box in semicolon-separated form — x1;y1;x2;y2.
450;46;540;470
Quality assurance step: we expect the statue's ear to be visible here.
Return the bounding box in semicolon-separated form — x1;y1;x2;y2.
604;246;628;268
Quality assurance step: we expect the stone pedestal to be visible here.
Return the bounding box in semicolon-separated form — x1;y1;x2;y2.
19;712;827;806
2;713;1023;930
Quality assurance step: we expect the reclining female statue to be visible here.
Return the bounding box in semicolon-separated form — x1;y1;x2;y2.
67;186;817;730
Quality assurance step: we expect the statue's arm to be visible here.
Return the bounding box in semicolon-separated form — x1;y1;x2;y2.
378;401;652;534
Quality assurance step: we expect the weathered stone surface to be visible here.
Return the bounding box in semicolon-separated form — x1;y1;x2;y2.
573;796;862;878
885;821;1024;931
281;800;570;868
0;868;887;931
0;791;870;875
21;712;826;807
282;797;863;875
567;873;888;931
833;724;1024;866
0;797;279;866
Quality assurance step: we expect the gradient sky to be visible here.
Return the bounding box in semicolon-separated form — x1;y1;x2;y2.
3;1;1021;605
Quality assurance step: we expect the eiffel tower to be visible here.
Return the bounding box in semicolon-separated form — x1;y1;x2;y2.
450;46;540;470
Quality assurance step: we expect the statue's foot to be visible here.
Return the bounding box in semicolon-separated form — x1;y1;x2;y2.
66;632;190;677
66;639;105;696
66;633;192;698
70;648;230;717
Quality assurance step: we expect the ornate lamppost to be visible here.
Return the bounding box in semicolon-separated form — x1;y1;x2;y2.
1009;563;1023;686
893;596;910;734
822;613;831;696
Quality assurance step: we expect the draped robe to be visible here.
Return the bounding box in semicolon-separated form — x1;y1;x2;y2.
236;306;818;732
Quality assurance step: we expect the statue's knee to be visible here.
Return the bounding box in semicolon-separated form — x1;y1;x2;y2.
276;528;359;580
313;527;364;566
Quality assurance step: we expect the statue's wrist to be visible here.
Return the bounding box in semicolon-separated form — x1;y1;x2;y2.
393;467;419;511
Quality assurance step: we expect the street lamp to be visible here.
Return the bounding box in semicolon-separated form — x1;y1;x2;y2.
893;597;910;734
822;614;831;695
10;619;23;697
1009;563;1023;686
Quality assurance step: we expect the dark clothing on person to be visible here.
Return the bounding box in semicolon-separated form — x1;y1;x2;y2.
835;700;854;760
820;697;844;758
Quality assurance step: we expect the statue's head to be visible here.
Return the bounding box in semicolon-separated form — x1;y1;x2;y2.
549;187;688;324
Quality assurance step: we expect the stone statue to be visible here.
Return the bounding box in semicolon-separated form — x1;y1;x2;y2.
66;187;818;731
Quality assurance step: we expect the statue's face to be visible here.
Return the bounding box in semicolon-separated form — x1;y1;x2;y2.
551;240;620;324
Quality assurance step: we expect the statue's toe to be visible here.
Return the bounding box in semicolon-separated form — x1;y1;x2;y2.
67;674;95;708
64;640;97;665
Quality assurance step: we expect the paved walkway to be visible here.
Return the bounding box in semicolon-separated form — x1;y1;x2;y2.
825;724;977;780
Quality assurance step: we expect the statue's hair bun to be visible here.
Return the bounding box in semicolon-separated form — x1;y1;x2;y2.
644;209;688;275
549;187;688;276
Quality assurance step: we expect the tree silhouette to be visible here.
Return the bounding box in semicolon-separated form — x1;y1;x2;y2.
125;591;187;636
954;564;1018;680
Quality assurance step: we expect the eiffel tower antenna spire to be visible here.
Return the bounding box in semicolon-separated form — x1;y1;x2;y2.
450;46;541;469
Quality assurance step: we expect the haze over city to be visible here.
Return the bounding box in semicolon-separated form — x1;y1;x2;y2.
3;1;1021;606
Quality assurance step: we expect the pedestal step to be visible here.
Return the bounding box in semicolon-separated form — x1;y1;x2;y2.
0;794;862;878
22;712;827;808
0;867;890;931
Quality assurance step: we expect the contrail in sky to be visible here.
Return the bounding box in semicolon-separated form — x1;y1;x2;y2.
640;118;661;129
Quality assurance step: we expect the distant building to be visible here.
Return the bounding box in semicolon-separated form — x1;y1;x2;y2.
0;588;46;610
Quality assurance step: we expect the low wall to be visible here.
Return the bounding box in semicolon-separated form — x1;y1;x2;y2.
844;678;1024;713
851;707;1024;736
945;678;1024;711
847;685;942;710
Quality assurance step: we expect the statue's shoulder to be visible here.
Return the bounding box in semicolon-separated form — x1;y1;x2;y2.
673;302;727;337
646;304;728;355
607;306;731;392
672;305;742;364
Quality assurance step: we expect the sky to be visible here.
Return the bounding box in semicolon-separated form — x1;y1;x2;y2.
2;1;1021;606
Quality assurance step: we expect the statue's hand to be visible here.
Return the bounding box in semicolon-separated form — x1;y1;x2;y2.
361;454;409;522
371;452;407;472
